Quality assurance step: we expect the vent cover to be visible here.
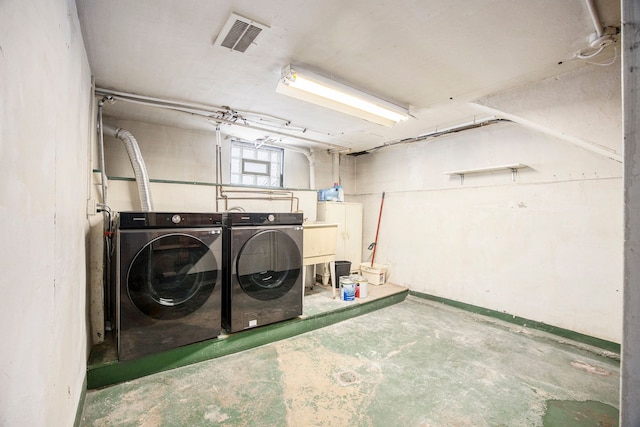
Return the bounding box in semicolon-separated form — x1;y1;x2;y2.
214;13;269;53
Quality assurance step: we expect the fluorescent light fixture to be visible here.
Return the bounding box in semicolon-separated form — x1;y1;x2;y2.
276;65;409;127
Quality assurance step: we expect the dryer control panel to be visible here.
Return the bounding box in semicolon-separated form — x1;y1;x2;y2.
223;212;303;227
118;212;223;229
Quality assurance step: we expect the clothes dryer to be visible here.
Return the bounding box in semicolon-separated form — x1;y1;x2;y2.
222;212;303;333
116;212;223;360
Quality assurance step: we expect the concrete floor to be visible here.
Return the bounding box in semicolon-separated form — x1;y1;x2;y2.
80;295;620;426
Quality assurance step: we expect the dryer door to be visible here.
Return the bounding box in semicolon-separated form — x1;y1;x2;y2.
127;232;219;320
236;229;302;301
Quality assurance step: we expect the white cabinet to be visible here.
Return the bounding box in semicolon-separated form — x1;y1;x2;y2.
316;201;363;272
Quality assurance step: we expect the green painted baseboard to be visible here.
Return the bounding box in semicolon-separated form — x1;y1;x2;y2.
87;290;408;389
409;291;620;354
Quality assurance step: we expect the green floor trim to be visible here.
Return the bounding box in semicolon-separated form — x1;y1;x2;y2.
409;291;620;354
87;290;408;389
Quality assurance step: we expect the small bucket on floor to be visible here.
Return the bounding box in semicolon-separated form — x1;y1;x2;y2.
360;262;388;285
350;274;368;298
339;277;356;301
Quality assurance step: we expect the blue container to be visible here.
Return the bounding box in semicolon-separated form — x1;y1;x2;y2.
318;186;342;202
325;187;339;201
340;277;356;301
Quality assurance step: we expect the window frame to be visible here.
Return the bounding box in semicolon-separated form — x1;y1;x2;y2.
241;158;271;176
230;140;284;188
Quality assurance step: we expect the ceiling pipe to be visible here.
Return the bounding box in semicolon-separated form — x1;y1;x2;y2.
103;124;154;211
332;153;340;185
289;147;316;190
585;0;604;37
215;125;223;212
308;149;316;190
577;0;618;59
97;98;109;207
215;125;222;185
95;88;349;152
278;144;315;189
348;117;508;156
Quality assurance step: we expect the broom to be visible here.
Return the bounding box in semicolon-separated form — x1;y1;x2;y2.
369;192;385;267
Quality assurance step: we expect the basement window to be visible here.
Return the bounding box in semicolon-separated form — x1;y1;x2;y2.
230;140;283;187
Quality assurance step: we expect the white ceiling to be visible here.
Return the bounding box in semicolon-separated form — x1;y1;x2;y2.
76;0;621;152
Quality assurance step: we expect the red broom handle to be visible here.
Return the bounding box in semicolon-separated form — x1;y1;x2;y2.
371;192;385;267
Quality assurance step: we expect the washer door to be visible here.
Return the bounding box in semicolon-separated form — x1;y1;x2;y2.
127;233;218;320
236;229;301;301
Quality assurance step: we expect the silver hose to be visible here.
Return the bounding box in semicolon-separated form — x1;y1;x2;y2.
102;124;154;212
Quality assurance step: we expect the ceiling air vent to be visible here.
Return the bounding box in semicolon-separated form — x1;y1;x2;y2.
214;13;269;53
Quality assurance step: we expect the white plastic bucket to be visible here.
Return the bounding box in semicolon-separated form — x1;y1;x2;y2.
350;274;368;298
358;281;368;298
360;262;388;285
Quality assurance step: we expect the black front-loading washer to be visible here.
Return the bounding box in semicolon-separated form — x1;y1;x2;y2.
115;212;223;360
222;212;303;333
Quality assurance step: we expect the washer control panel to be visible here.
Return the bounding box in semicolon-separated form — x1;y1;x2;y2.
119;212;223;229
224;212;303;226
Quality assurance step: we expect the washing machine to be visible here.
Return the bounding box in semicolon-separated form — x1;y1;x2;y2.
222;212;303;333
115;212;223;361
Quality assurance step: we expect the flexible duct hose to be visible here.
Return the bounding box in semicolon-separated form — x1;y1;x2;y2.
102;124;154;212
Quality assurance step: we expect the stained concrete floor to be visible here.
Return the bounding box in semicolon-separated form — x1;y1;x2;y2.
80;295;620;426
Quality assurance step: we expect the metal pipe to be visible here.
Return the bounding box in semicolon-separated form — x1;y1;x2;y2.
220;194;300;212
103;124;154;211
585;0;604;37
95;87;291;126
95;88;349;151
283;146;315;189
218;188;300;212
215;126;222;212
215;126;222;185
350;117;508;156
332;153;340;185
97;100;108;206
308;149;316;189
221;189;295;196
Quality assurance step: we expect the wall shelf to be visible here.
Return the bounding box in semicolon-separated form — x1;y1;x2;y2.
444;163;528;185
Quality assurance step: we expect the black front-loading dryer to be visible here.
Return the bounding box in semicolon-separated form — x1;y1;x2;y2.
115;212;223;360
222;212;303;333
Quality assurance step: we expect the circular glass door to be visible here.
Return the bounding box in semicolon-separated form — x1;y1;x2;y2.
237;229;301;301
127;233;218;320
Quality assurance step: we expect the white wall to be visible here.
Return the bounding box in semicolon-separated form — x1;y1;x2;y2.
353;65;623;343
475;61;621;160
101;118;327;189
98;117;323;214
0;0;93;425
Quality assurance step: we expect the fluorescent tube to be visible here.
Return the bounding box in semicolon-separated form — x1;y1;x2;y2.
276;65;409;127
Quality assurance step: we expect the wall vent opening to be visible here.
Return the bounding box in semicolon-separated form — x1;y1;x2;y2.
214;13;269;53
